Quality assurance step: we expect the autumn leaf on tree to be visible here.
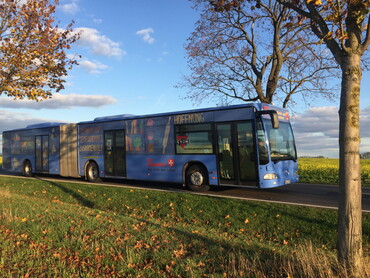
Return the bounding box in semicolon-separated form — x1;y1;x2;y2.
0;0;80;101
306;0;322;5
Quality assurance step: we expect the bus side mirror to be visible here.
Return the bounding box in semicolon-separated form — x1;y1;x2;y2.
270;111;279;129
257;110;279;129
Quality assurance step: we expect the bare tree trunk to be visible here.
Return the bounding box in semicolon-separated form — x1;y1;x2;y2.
338;54;364;277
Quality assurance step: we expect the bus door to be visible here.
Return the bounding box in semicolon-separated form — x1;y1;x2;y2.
216;122;257;185
104;130;126;177
35;135;49;172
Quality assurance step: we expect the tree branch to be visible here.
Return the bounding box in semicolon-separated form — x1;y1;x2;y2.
360;14;370;54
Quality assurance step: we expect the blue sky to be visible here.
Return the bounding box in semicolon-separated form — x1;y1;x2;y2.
0;0;369;158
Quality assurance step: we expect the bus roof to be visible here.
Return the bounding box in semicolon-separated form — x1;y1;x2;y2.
4;122;67;132
3;103;286;132
26;122;67;129
86;103;273;124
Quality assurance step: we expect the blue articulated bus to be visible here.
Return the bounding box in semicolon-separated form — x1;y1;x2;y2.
2;103;299;191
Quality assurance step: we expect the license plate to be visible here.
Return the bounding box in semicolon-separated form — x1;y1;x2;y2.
285;179;291;185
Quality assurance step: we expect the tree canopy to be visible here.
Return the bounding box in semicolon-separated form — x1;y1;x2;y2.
180;0;339;107
0;0;79;101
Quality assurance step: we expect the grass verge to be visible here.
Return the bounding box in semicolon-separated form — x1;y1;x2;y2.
0;176;369;277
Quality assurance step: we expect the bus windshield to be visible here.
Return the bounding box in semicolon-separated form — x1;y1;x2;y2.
264;120;297;162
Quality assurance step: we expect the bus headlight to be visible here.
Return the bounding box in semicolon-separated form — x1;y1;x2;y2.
264;173;278;180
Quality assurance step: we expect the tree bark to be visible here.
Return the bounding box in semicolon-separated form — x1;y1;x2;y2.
338;53;364;276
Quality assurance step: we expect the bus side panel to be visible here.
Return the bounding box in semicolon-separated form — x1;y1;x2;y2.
125;154;218;184
78;123;105;177
3;131;34;173
10;155;34;173
2;132;11;170
48;127;62;175
78;156;105;177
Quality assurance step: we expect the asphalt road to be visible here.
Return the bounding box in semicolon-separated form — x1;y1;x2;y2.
0;171;369;212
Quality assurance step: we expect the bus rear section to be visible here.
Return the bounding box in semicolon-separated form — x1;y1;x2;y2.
2;123;80;178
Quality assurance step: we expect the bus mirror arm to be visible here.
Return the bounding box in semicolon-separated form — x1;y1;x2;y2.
257;110;279;129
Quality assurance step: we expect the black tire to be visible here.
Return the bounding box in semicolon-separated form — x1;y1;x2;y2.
186;165;210;192
86;162;100;182
22;160;33;177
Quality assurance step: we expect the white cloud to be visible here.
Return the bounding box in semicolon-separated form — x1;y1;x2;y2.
292;106;339;138
79;59;108;74
363;105;370;115
93;18;103;25
291;106;370;158
3;0;28;6
60;0;80;15
360;106;370;138
0;110;66;153
0;93;117;110
136;28;155;44
73;27;126;58
0;110;61;134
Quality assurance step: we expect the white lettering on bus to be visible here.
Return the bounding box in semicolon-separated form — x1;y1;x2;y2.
174;113;205;125
80;145;102;152
80;135;103;143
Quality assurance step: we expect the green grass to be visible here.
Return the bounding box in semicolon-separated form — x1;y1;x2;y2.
299;158;370;186
0;176;368;277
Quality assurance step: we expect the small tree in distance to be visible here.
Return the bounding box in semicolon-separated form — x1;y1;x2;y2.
0;0;80;101
362;152;370;159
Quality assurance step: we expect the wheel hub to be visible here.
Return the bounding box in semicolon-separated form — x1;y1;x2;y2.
190;172;203;186
89;167;98;177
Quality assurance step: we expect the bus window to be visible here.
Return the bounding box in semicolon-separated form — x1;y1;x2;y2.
237;122;257;181
175;123;213;154
265;121;297;161
217;124;234;180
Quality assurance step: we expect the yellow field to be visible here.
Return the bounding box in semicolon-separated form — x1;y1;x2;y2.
299;158;370;186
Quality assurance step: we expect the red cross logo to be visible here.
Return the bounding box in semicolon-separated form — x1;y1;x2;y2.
168;159;175;168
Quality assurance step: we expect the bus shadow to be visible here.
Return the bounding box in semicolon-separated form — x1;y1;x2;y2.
37;177;95;209
109;178;238;193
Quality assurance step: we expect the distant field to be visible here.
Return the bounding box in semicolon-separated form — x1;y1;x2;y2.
299;158;370;186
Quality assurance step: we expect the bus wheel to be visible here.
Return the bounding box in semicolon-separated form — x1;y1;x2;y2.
22;161;33;177
186;165;210;192
86;162;100;182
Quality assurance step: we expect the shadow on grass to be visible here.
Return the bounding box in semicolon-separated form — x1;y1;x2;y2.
37;177;95;209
